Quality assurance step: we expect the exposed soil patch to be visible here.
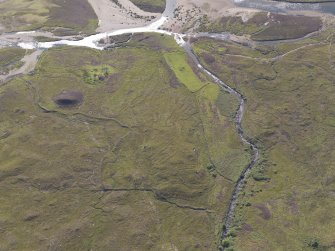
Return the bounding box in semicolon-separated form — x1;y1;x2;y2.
202;52;215;65
129;33;174;51
53;91;83;107
287;196;299;215
253;203;271;220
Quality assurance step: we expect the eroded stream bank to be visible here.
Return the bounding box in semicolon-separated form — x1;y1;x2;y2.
182;41;260;249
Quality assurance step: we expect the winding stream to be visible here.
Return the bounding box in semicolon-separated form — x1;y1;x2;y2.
1;0;331;248
182;42;259;248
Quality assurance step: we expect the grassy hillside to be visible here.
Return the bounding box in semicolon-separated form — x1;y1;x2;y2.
192;28;335;250
198;12;322;41
0;34;249;250
0;0;98;35
0;48;27;75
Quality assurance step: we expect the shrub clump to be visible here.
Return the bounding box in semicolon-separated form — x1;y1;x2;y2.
83;65;115;84
306;238;320;249
251;161;270;181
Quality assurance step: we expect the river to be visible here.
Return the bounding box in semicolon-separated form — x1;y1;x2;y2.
17;0;177;50
1;0;333;249
235;0;335;14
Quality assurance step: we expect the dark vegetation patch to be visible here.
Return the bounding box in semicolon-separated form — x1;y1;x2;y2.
128;33;178;51
128;0;166;13
198;12;322;41
53;91;83;107
34;36;60;42
198;15;258;34
253;203;271;220
46;0;98;35
108;34;132;44
163;59;182;88
51;28;82;37
167;70;181;88
99;34;133;48
250;13;322;41
202;52;216;65
241;223;253;232
0;0;97;34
